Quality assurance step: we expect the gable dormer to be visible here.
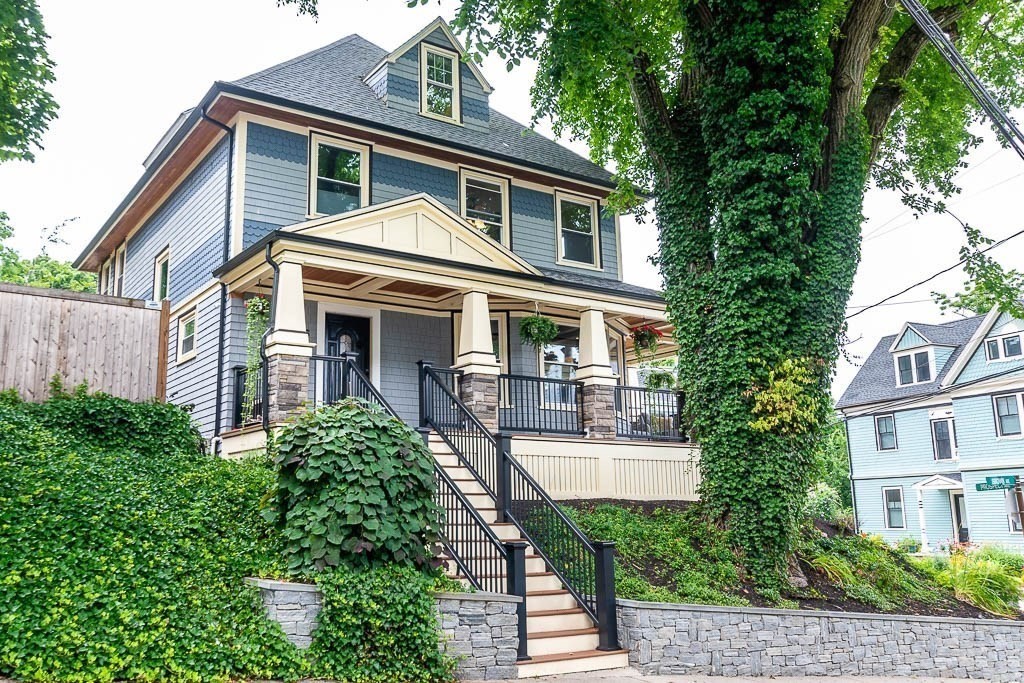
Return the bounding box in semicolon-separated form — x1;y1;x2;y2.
888;323;951;387
363;18;492;133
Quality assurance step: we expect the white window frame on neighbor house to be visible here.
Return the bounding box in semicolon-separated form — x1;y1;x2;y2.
555;192;601;270
882;486;906;530
930;417;957;460
893;347;935;386
459;169;510;247
177;309;198;363
1005;486;1024;533
99;258;112;295
875;414;898;451
993;392;1023;438
114;244;126;296
308;132;371;218
153;249;170;301
985;331;1024;362
420;43;461;123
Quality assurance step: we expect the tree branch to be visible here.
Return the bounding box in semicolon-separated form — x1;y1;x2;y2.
628;51;677;180
862;5;968;165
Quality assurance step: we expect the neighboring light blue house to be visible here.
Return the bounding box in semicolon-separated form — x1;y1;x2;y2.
837;309;1024;551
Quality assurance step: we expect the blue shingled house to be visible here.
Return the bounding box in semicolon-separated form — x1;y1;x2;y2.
837;308;1024;552
74;19;699;674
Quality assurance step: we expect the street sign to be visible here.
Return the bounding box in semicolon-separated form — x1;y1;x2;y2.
976;476;1017;492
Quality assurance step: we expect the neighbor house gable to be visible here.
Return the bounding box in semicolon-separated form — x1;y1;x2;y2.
943;308;1024;386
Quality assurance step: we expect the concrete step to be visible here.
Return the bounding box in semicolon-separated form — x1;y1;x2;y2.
527;607;594;633
525;627;601;657
517;650;630;678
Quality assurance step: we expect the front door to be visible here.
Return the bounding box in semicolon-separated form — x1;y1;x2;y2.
951;492;969;542
323;314;371;403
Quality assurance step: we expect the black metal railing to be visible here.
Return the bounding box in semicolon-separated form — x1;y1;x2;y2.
614;386;687;441
498;374;584;435
310;354;373;405
419;360;618;651
232;365;264;428
432;366;462;396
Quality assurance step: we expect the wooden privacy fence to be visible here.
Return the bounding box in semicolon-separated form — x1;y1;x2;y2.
0;283;168;402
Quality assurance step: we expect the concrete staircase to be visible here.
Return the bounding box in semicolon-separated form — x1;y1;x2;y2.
430;433;629;678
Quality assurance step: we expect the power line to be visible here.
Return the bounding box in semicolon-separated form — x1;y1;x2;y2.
846;298;933;310
846;225;1024;320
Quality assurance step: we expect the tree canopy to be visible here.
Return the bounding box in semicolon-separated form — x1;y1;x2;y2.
0;213;95;292
0;0;58;162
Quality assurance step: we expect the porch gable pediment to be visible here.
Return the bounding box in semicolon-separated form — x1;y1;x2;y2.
285;194;541;276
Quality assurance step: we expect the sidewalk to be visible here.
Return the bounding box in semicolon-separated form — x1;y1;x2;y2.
479;670;977;683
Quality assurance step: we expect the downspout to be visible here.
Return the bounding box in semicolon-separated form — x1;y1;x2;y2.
261;243;280;435
200;108;234;453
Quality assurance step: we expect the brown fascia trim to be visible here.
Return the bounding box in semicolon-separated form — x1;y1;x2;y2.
76;84;627;271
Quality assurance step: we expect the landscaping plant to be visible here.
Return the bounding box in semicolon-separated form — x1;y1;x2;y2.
0;390;303;682
518;313;559;350
913;548;1024;617
242;295;270;424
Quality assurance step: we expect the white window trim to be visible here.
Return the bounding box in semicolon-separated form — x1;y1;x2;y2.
308;132;371;218
993;392;1024;439
882;486;906;530
554;191;602;270
153;249;170;301
114;244;126;297
459;168;510;248
875;414;898;451
99;259;112;295
930;417;958;461
985;332;1024;362
419;43;462;124
1006;487;1023;533
892;347;935;386
176;309;198;364
315;300;381;390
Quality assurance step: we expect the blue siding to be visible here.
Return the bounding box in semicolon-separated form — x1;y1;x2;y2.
243;122;308;248
371;153;458;211
853;477;954;545
387;52;420;116
123;139;229;304
894;327;928;350
461;61;489;134
960;469;1024;549
952;392;1024;468
379;310;452;424
847;408;958;479
956;314;1024;383
167;290;222;437
934;346;954;374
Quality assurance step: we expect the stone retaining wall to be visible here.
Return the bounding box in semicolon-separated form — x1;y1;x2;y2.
618;598;1024;681
246;578;521;680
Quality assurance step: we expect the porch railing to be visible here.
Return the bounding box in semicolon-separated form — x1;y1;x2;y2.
614;385;687;441
420;361;618;651
498;374;584;435
232;365;263;428
309;354;384;406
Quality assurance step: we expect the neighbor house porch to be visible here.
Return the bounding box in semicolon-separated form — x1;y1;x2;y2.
215;194;698;499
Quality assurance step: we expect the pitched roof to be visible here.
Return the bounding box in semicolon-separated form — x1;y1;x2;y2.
836;315;985;410
229;34;616;187
537;267;661;299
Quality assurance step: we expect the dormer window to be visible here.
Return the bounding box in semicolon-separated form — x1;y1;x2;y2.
985;332;1023;361
894;349;932;385
420;44;460;122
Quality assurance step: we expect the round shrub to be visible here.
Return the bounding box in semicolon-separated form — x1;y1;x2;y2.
272;398;442;574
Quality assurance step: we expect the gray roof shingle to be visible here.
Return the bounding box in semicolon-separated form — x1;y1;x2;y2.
538;267;662;299
836;315;985;410
229;35;616;186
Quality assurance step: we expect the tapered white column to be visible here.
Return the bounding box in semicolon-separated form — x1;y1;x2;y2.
575;309;616;385
916;489;929;552
453;291;500;374
265;260;314;358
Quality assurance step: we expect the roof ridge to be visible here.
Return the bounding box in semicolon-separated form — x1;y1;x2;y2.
234;34;376;85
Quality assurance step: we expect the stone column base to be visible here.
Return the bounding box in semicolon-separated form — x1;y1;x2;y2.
582;383;616;439
459;372;499;432
266;353;310;424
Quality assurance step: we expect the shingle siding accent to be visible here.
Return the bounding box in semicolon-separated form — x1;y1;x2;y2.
123;139;229;305
243;122;308;248
387;52;420;115
461;61;489;134
371;152;458;211
167;290;222;437
893;327;928;350
379;310;452;424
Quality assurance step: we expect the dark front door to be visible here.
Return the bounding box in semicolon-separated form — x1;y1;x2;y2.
325;314;371;373
952;493;969;542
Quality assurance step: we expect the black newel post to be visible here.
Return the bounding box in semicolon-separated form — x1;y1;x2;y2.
505;540;530;661
594;540;619;651
496;433;512;524
417;360;431;428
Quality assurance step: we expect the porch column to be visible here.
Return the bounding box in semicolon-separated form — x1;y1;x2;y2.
265;261;314;424
916;488;929;552
576;308;617;440
453;291;500;431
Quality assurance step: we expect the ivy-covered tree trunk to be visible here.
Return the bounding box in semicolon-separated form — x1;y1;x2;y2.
644;2;868;588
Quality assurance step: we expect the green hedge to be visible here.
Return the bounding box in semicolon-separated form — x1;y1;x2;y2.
0;391;303;682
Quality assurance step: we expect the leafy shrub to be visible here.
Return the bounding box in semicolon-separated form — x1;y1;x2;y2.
803;482;844;523
272;399;442;574
0;395;302;682
895;537;922;554
309;564;456;682
973;545;1024;574
922;552;1023;617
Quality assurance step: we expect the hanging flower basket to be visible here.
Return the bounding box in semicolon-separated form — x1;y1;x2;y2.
519;314;559;350
631;324;664;356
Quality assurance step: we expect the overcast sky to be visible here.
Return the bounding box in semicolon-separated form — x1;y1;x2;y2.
1;0;1022;398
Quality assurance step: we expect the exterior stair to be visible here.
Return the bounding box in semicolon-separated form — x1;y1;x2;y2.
429;433;630;678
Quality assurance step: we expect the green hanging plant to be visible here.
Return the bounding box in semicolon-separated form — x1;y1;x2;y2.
242;296;270;425
518;313;559;350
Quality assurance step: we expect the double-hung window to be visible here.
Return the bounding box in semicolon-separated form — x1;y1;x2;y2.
153;250;170;301
875;414;897;451
894;349;932;385
461;171;508;245
177;310;197;363
420;45;459;121
994;393;1022;437
310;135;368;216
931;418;957;460
556;194;600;268
883;487;905;529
